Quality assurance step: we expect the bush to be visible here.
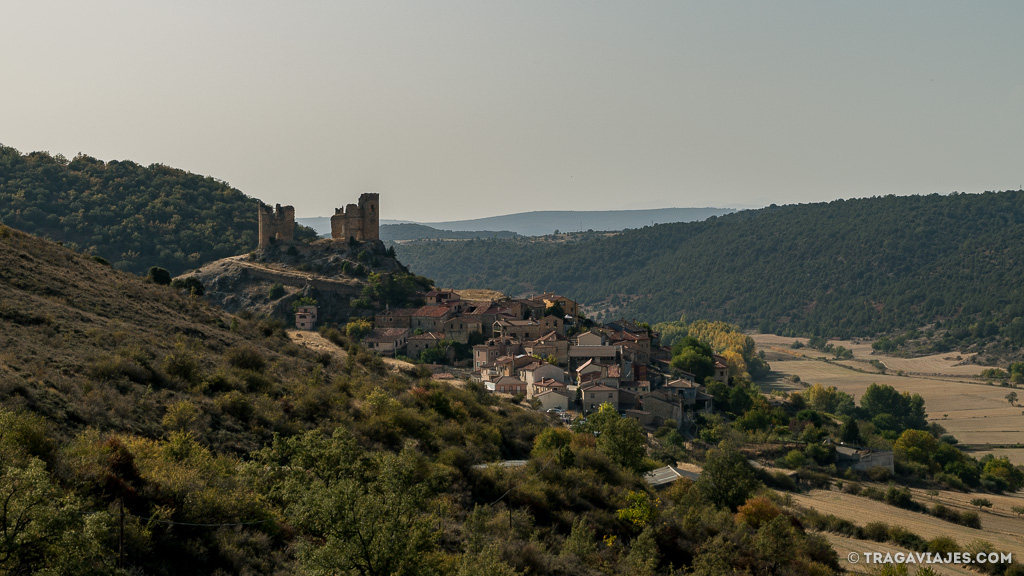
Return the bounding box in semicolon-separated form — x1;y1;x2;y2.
862;521;889;542
320;326;349;348
934;472;968;491
226;346;267;372
970;497;993;509
958;511;981;529
171;276;205;295
886;525;927;551
861;487;884;501
866;466;892;482
841;482;862;496
268;283;285;299
147;266;172;285
884;484;921;511
927;536;959;555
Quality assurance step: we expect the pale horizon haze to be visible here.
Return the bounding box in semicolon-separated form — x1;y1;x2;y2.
2;1;1022;222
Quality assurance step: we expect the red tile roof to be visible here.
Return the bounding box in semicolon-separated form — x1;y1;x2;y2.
414;306;452;317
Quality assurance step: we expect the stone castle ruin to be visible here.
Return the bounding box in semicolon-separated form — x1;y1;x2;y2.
257;203;295;249
330;193;379;242
256;193;379;249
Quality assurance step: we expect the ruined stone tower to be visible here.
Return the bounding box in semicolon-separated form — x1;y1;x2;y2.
330;193;379;242
257;202;296;249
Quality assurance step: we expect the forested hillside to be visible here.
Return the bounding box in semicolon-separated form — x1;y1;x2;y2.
0;145;316;275
396;191;1024;345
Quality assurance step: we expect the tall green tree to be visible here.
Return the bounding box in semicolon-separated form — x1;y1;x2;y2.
255;429;439;576
695;442;759;511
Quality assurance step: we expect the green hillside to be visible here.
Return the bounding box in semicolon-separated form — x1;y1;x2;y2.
0;224;854;575
395;191;1024;347
0;145;316;276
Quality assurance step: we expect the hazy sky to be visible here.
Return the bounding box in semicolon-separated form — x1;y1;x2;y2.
3;1;1022;222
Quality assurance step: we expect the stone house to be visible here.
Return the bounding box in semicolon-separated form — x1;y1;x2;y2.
712;355;729;384
492;317;561;341
835;446;895;474
568;345;622;371
462;304;511;337
424;290;460;305
472;338;522;372
493;376;528;395
442;316;484;344
363;328;409;357
640;391;684;429
520;362;565;385
374;308;416;329
581;384;619;413
575;330;606;346
620;380;651;394
524;331;569;365
533;293;579;319
529;378;568;399
407;331;445;360
295;305;317;330
535;390;571;411
412;305;453;332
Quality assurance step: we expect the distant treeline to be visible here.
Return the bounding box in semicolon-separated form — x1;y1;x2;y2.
395;190;1024;345
0;145;316;276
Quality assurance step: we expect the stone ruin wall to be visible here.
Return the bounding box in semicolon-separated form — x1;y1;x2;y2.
257;202;295;249
257;193;379;249
330;193;379;242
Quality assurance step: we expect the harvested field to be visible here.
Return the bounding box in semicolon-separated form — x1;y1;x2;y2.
823;533;978;576
789;489;1024;559
752;334;1024;446
966;447;1024;467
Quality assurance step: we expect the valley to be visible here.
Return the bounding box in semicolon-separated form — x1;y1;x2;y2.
755;333;1024;464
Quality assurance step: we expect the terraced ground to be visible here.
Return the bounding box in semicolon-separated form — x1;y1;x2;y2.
752;334;1024;465
790;487;1024;560
824;533;978;576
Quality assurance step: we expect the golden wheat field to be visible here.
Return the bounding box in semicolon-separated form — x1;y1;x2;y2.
789;489;1024;560
823;533;979;576
752;334;1024;458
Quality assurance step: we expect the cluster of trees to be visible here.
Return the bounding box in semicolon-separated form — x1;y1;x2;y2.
658;319;771;380
357;271;432;308
395;190;1024;350
0;146;317;276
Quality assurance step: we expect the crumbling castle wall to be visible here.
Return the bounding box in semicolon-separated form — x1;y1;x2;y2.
257;202;295;249
330;193;379;242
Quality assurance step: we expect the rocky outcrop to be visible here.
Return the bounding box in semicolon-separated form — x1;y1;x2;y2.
182;239;407;323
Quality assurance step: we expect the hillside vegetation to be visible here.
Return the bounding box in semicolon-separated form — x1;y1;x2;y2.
0;224;855;575
0;145;316;276
395;191;1024;348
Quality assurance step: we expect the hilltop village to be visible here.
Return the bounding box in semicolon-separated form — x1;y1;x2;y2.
366;289;727;426
257;194;724;429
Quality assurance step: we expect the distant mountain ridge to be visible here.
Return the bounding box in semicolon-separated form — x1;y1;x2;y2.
299;207;734;237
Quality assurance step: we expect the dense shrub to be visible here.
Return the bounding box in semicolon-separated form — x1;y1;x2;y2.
226;346;267;372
